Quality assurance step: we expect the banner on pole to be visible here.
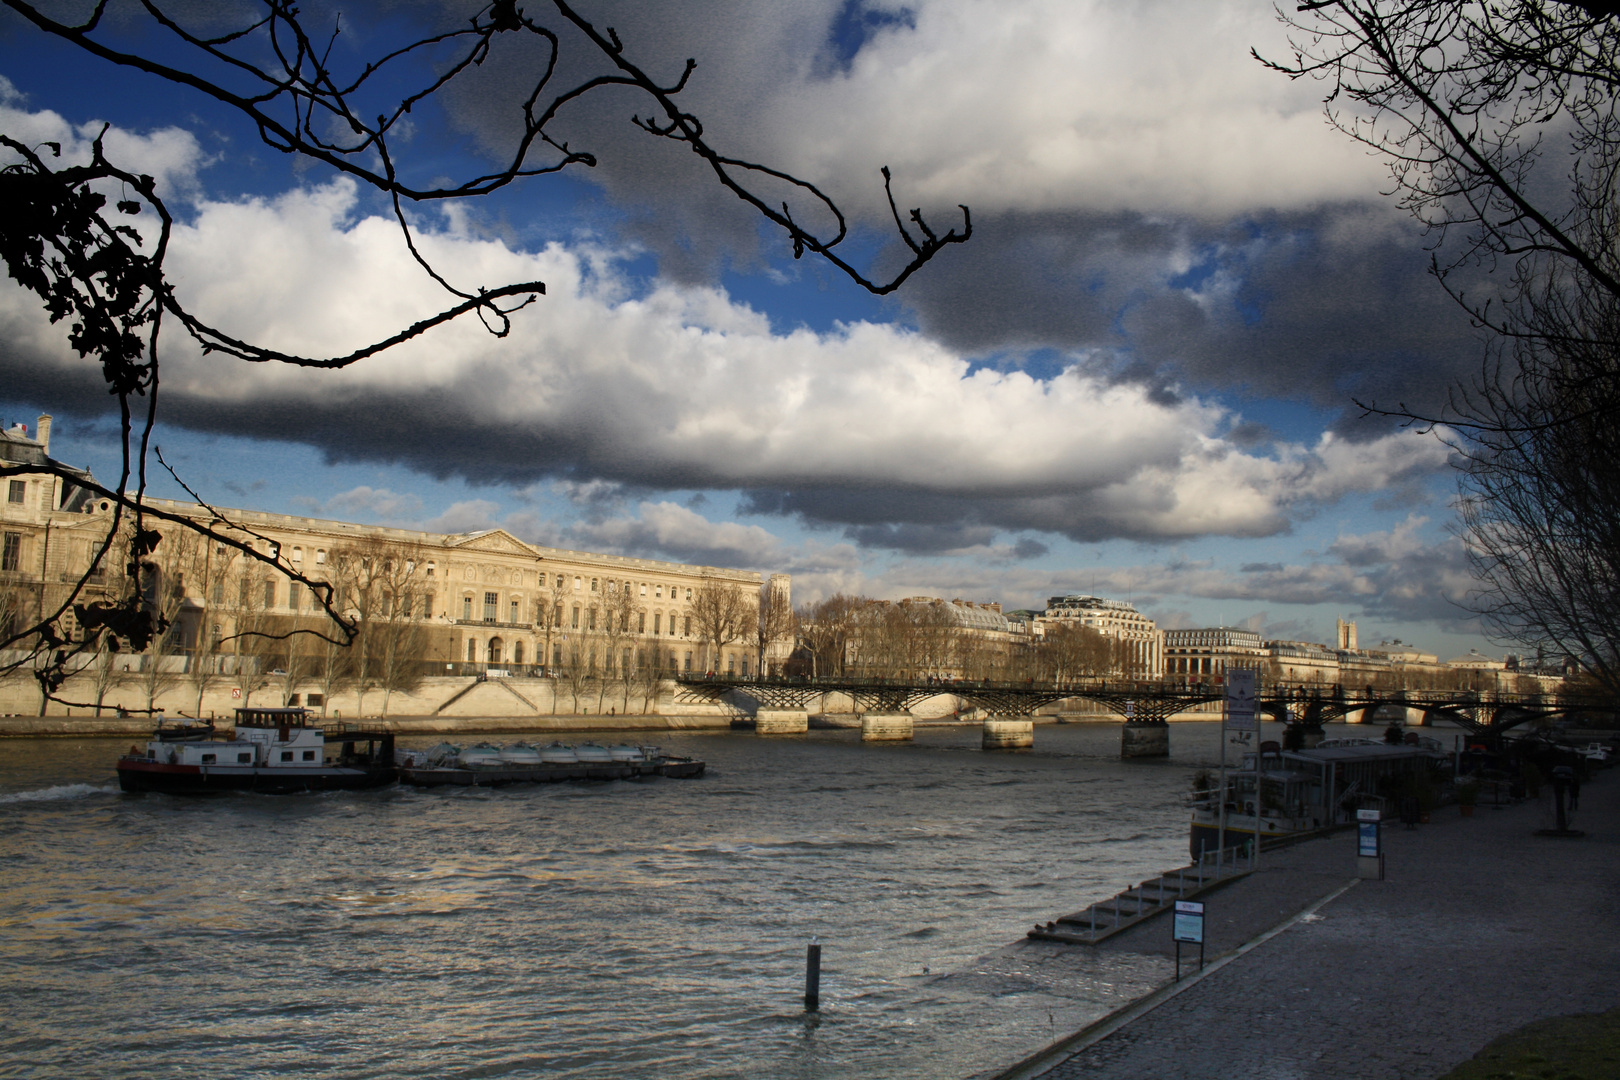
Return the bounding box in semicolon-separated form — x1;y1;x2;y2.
1224;668;1258;731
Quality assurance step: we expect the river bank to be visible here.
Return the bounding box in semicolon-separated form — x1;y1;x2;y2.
0;711;741;737
970;762;1617;1080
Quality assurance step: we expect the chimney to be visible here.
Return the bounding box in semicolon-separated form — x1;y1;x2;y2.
35;414;51;455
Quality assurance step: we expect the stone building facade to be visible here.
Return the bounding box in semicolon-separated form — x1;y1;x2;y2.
1;416;790;716
1039;594;1164;676
1162;627;1265;683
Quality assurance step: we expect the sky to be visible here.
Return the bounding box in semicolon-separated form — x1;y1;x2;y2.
0;0;1504;660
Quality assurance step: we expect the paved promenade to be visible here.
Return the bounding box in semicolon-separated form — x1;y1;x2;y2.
976;772;1618;1080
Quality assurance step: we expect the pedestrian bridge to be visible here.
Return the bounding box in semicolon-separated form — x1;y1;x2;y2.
673;674;1611;754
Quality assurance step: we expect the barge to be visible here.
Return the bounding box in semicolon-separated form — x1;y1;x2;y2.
116;708;397;794
397;741;705;787
1191;736;1447;857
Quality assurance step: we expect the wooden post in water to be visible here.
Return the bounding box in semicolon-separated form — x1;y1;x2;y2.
804;941;821;1011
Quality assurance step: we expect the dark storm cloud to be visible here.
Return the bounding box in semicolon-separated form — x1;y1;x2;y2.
896;204;1484;428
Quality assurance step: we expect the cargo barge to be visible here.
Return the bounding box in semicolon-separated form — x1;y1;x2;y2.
397;741;705;787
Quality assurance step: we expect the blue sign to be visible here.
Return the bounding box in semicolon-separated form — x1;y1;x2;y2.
1358;821;1380;857
1172;900;1205;943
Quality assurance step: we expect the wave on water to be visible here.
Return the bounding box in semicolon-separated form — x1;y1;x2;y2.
0;783;117;804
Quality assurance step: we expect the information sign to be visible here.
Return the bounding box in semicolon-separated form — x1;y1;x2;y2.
230;688;241;699
1224;668;1258;731
1357;809;1381;857
1172;900;1205;944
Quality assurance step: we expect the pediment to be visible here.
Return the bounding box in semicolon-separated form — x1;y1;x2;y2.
449;529;536;557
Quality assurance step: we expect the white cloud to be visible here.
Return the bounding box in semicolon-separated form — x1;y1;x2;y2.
423;499;504;534
710;0;1384;220
0;171;1450;544
0;77;205;203
571;501;784;568
318;486;425;523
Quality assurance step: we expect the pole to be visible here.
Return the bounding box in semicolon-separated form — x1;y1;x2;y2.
1217;701;1228;861
804;941;821;1011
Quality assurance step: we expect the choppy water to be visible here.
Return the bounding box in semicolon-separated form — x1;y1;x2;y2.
0;722;1245;1079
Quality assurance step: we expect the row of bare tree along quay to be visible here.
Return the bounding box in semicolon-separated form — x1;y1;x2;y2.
968;768;1620;1080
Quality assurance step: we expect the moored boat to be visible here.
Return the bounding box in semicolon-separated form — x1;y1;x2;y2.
116;708;397;794
1190;737;1447;857
398;742;705;787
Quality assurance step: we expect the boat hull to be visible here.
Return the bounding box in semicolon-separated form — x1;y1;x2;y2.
117;757;397;794
400;757;705;787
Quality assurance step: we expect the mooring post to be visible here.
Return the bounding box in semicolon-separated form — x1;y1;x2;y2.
804;941;821;1012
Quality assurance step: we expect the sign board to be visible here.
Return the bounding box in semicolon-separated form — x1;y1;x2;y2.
1172;900;1205;944
230;688;241;699
1224;668;1258;731
1124;700;1135;719
1357;809;1381;858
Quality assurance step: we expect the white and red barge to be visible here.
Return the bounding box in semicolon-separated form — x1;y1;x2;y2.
116;707;397;794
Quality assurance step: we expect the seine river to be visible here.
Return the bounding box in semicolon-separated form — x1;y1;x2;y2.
0;722;1261;1079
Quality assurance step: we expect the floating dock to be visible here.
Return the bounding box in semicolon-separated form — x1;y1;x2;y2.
1028;845;1253;945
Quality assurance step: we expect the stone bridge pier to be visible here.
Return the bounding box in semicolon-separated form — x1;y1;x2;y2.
860;713;914;741
1121;718;1170;758
982;718;1034;749
754;709;808;735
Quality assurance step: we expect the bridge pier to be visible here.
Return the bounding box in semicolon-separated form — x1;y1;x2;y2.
982;718;1033;749
861;713;914;742
1121;719;1170;758
755;709;808;735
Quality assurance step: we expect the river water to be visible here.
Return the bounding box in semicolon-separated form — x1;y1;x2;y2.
1;721;1265;1079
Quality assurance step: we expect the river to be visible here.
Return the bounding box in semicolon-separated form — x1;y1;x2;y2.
1;721;1272;1078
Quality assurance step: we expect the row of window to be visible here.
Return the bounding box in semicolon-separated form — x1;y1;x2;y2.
197;750;317;764
463;636;751;675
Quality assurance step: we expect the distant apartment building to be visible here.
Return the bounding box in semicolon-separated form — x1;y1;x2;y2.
1040;594;1163;676
1162;626;1264;682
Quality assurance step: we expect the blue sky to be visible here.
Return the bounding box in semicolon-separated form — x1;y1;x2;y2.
0;1;1501;660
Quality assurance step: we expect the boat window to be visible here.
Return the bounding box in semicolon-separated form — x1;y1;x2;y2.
303;751;316;761
201;753;216;764
237;753;251;763
280;751;293;762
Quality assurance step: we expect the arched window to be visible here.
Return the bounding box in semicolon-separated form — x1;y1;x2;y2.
466;639;476;663
488;638;503;664
290;546;303;563
513;642;524;665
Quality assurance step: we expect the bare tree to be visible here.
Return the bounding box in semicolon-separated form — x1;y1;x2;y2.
602;579;637;712
1262;2;1620;688
183;540;239;717
690;574;750;674
0;0;969;707
130;525;198;714
542;570;569;674
754;577;796;676
797;593;862;677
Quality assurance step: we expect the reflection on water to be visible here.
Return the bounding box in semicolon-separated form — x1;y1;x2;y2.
0;723;1245;1078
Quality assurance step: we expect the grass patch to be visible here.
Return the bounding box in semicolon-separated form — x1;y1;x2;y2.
1438;1006;1620;1079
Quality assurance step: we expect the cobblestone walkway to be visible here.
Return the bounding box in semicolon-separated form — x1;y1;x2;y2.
1019;775;1620;1080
